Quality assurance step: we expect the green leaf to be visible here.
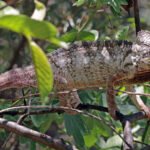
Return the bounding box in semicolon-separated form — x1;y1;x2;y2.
0;15;57;41
60;29;77;42
39;114;59;133
115;26;129;40
107;0;128;15
104;135;122;149
30;141;36;150
29;41;53;98
83;115;117;148
99;135;122;149
142;122;150;144
84;134;97;147
31;114;56;133
60;29;96;42
73;0;86;6
64;114;87;148
77;31;95;41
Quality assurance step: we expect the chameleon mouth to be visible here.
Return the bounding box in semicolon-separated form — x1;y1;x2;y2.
116;71;150;86
129;71;150;84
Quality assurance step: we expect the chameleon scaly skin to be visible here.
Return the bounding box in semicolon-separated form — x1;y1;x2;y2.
0;30;150;119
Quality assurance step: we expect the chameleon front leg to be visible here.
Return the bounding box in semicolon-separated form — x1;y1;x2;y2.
54;75;80;114
58;90;81;114
127;86;150;118
107;77;118;119
106;73;126;119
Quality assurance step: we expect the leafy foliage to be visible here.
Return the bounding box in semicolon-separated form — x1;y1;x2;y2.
0;15;57;41
0;0;150;150
60;29;96;42
0;14;58;98
64;114;87;147
74;0;128;14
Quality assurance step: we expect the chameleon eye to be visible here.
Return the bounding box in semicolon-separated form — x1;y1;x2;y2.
137;30;150;46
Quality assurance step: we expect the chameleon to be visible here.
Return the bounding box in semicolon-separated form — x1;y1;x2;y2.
0;30;150;119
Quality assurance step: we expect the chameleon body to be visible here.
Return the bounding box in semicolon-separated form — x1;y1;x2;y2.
0;30;150;119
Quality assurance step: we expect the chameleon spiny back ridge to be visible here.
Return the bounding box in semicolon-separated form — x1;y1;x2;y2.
48;40;136;91
0;40;147;92
1;37;150;93
0;30;150;118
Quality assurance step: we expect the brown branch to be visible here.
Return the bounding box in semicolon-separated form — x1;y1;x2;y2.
0;104;148;148
0;117;73;150
133;0;141;34
144;84;150;88
115;89;150;97
123;121;134;150
0;104;147;122
2;101;32;150
2;115;25;150
1;86;150;101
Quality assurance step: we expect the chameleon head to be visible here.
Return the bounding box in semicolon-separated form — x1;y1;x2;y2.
133;30;150;70
132;30;150;73
139;55;150;71
133;44;150;72
135;30;150;71
137;30;150;46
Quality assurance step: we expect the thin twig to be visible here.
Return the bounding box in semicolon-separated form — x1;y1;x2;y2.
0;105;128;149
144;84;150;88
134;140;150;146
0;105;148;148
2;91;33;150
133;0;141;34
80;111;132;148
142;120;150;143
123;121;134;150
115;89;150;97
0;106;146;146
0;104;147;122
1;114;28;150
1;87;150;102
0;117;73;150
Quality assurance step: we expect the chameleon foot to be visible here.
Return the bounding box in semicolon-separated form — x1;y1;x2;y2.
58;90;81;115
141;105;150;119
107;76;119;120
108;108;118;120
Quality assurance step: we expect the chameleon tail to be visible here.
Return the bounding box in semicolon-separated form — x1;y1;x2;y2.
0;66;36;91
